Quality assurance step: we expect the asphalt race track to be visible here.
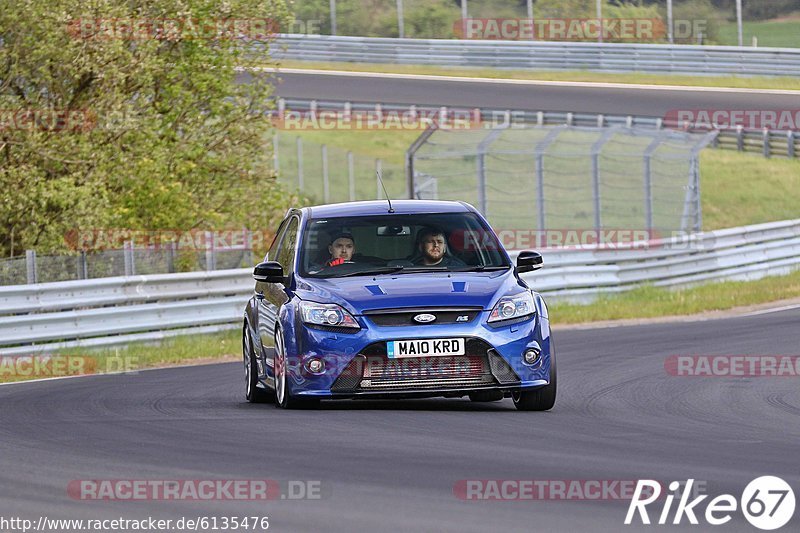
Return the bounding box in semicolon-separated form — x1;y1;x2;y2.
253;69;800;116
2;307;798;532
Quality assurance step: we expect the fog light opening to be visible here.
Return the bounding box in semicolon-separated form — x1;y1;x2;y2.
523;348;541;366
305;358;326;374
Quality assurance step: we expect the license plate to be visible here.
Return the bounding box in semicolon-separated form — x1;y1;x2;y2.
387;338;465;358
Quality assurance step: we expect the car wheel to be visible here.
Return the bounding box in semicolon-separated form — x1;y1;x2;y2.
244;324;271;403
512;340;557;412
274;327;319;410
468;390;504;402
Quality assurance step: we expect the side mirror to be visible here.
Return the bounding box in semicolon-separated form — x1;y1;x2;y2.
516;251;543;273
253;261;285;283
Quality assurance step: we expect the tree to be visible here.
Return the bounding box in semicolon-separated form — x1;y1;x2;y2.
0;0;293;257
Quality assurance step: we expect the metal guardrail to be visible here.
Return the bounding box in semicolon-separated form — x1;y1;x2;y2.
0;269;252;315
0;270;255;355
2;219;799;355
515;219;800;302
272;35;800;78
277;98;800;159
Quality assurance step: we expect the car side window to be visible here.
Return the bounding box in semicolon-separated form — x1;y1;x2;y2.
266;218;290;262
276;217;299;272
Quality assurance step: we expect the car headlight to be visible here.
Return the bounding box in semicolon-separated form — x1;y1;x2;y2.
488;291;536;323
299;301;360;329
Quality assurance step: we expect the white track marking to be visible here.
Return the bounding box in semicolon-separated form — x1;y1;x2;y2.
743;303;800;317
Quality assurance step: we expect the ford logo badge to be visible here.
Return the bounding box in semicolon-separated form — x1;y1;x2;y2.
413;313;437;324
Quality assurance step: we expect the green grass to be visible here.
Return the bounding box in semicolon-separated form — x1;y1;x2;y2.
551;269;800;324
0;329;242;384
700;150;800;230
274;130;420;203
718;17;800;48
276;60;800;91
278;130;419;165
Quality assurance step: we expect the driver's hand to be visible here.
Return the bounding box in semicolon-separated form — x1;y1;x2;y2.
327;257;345;266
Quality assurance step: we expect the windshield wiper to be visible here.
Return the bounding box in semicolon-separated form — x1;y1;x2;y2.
322;265;506;278
331;266;407;278
332;265;457;277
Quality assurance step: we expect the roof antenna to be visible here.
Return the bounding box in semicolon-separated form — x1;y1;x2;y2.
376;168;394;213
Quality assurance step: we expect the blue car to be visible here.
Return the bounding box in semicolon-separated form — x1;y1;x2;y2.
242;200;556;410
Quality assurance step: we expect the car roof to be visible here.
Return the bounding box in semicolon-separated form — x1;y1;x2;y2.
302;200;475;218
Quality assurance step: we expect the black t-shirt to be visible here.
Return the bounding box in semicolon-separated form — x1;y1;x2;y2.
413;255;466;267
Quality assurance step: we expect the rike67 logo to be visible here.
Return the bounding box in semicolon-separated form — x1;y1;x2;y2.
626;477;795;530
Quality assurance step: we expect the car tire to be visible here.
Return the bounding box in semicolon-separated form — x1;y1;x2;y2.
244;324;272;404
468;390;504;402
512;339;557;412
274;327;320;410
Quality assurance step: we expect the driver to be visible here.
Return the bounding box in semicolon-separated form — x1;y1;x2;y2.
414;227;465;267
326;233;355;266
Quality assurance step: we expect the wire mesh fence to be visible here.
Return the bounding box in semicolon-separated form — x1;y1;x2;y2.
0;242;258;286
0;257;28;286
273;132;407;203
410;124;717;236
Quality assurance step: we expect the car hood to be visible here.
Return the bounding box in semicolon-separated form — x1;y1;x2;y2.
294;270;526;315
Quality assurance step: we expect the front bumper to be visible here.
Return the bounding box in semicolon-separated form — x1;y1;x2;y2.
282;309;552;399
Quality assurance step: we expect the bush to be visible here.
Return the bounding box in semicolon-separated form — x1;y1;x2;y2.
670;0;722;44
406;3;461;38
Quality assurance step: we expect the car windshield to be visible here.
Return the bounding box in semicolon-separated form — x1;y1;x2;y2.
299;212;510;278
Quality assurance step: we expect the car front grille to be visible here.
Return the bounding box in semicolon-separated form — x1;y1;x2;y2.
487;349;520;384
362;307;482;326
330;338;520;393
